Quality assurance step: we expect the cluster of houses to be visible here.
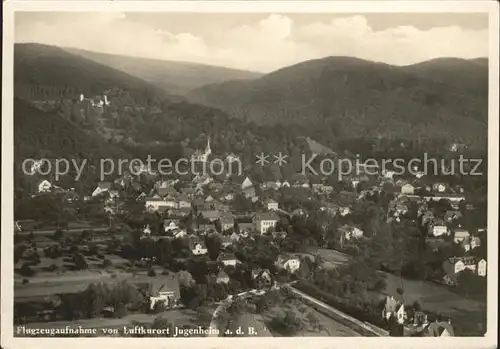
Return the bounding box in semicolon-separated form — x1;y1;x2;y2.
383;178;487;285
382;295;455;337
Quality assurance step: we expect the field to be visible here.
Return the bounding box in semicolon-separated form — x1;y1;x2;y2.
314;248;487;335
15;268;162;299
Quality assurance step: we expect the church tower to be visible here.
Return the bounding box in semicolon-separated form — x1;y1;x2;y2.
205;137;212;157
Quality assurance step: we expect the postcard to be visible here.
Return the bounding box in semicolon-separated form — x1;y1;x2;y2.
2;1;498;349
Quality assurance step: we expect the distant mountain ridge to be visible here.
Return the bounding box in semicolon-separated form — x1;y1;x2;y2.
64;47;263;95
187;56;488;147
15;43;176;103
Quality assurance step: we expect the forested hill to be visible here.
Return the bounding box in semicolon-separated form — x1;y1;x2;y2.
64;47;263;96
187;56;488;148
14;97;126;161
14;43;176;103
14;97;129;197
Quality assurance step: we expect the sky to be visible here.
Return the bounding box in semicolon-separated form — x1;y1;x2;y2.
15;12;489;73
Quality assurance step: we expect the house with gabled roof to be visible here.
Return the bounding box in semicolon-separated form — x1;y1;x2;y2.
382;296;407;325
453;227;470;243
275;254;301;273
265;198;279;211
423;320;454;337
199;210;221;222
164;219;180;233
428;219;449;237
338;225;364;241
253;212;280;234
445;210;463;223
92;181;112;196
216;270;230;284
191;240;208;256
237;222;254;235
179;187;195;199
218;253;240;266
241;176;253;190
149;275;181;309
37;179;53;193
401;183;415;195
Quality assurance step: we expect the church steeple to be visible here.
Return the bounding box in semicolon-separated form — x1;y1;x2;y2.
205;137;211;156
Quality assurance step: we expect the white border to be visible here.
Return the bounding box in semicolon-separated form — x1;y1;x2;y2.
2;2;499;349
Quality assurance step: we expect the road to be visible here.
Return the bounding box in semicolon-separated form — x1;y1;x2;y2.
16;226;109;236
289;286;388;336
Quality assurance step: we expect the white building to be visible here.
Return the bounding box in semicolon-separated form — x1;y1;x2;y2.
219;253;240;266
338;225;364;240
265;199;279;211
433;183;447;193
428;222;449;237
453;229;470;243
275;255;301;273
37;179;52;193
253;212;279;234
145;197;169;212
92;181;112;196
191;242;208;256
401;184;415;195
241;176;253;190
442;257;485;277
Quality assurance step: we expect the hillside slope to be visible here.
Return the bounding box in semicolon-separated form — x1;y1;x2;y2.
64;47;263;95
14;97;128;196
187;56;488;145
14;43;174;102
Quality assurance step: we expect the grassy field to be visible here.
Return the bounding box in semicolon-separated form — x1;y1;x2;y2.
15;269;160;299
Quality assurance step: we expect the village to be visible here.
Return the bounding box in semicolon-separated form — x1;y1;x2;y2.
13;132;488;338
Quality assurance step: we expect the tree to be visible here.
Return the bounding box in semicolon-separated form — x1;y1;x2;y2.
102;259;112;268
228;296;246;315
113;303;127;318
83;283;106;318
180;284;207;309
457;269;487;299
205;234;222;261
73;253;88;270
271;308;306;335
151;316;174;336
306;312;321;332
178;270;195;288
412;300;422;312
19;263;36;277
372;278;387;292
53;229;64;241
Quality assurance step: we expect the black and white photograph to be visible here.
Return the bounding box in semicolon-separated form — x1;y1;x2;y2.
1;1;498;348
